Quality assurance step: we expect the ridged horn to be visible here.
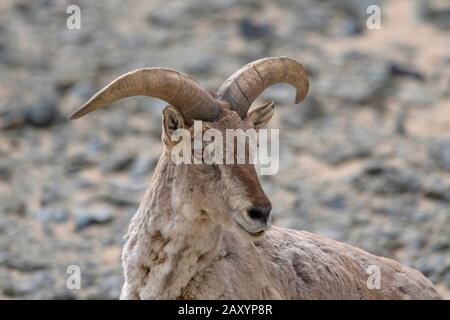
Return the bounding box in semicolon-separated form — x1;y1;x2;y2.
70;68;221;124
217;56;309;118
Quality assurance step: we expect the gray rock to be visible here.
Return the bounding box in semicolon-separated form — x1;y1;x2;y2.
40;184;64;207
70;81;96;98
85;274;123;299
49;288;77;300
348;226;403;257
146;4;183;28
316;52;390;106
3;271;54;297
423;178;450;202
429;139;450;171
320;143;371;166
371;200;418;219
352;162;421;195
239;18;273;40
101;182;144;207
430;234;450;252
0;194;26;216
0;108;25;130
36;207;69;223
281;93;324;128
65;153;95;174
416;255;450;284
322;194;347;211
415;0;450;30
183;56;216;76
24;96;60;127
101;151;135;172
75;209;114;232
1;256;48;272
260;83;298;106
389;62;424;81
394;108;407;135
338;18;363;36
396;82;437;106
130;151;159;178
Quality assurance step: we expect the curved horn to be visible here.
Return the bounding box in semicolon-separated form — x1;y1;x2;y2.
70;68;221;124
217;56;309;118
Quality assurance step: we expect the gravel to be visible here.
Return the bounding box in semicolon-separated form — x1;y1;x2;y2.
0;0;449;299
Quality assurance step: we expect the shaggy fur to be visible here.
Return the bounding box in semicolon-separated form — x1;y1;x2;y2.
119;107;441;300
70;57;440;300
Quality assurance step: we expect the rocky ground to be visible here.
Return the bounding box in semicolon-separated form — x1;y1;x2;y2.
0;0;449;299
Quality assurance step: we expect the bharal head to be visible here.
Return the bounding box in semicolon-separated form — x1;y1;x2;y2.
70;57;309;239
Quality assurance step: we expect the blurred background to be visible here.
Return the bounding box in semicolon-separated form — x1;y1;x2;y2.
0;0;449;299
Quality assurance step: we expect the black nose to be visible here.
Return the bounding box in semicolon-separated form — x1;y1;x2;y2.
248;206;271;223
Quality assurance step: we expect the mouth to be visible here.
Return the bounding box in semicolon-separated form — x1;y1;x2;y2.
234;219;267;237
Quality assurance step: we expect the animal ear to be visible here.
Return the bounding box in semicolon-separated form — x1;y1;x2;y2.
246;101;275;129
162;106;186;146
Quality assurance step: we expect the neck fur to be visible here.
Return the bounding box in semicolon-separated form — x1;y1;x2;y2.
122;151;222;299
